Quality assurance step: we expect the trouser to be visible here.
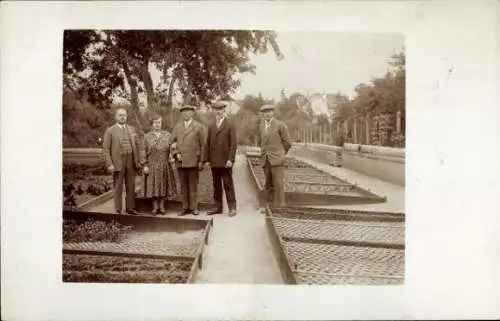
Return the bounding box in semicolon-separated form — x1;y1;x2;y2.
263;159;286;208
113;153;136;212
178;167;199;210
211;167;237;211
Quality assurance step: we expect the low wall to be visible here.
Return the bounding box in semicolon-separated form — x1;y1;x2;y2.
293;143;405;187
343;143;405;158
340;150;405;187
64;146;249;165
63;148;104;165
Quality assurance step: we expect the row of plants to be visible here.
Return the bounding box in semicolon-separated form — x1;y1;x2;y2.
63;219;133;243
63;254;191;283
63;163;113;208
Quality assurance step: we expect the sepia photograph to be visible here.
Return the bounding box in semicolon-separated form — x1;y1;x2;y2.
62;29;405;285
4;1;500;320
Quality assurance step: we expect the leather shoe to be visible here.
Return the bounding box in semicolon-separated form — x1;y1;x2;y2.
208;209;222;215
127;209;139;215
191;209;199;215
228;210;237;217
178;210;190;216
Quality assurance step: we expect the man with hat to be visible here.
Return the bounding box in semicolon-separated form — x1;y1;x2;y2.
170;104;207;216
204;101;237;217
257;104;292;209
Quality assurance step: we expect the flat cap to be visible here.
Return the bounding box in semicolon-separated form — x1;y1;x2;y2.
212;101;228;109
260;104;275;112
179;105;196;112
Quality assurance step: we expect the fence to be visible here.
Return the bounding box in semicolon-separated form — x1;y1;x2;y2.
284;111;405;148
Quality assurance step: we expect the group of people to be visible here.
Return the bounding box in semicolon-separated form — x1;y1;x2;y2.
102;101;292;217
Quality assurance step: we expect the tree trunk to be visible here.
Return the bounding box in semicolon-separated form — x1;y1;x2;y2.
139;60;155;110
121;56;144;136
166;71;178;109
183;82;194;105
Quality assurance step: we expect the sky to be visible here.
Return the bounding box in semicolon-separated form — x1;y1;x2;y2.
231;31;404;101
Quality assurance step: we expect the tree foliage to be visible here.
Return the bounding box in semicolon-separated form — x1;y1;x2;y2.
332;50;405;121
63;30;282;111
63;30;283;146
62;89;114;147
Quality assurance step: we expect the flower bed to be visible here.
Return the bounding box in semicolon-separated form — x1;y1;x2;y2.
248;156;361;195
266;206;405;285
247;155;386;206
62;210;212;284
63;218;132;243
63;254;191;283
63;164;112;207
247;156;310;168
63;218;203;257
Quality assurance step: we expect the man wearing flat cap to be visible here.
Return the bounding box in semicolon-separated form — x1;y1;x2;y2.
170;105;207;216
204;101;237;217
257;104;292;209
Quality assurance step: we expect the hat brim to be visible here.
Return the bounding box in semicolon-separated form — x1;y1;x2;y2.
212;102;228;109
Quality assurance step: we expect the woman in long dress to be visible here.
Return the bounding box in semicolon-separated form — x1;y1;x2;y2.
142;115;177;214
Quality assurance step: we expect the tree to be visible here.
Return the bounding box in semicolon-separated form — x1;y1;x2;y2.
62;89;115;147
240;94;274;114
63;30;284;133
329;50;406;147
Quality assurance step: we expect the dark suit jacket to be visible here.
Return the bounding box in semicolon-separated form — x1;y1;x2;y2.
171;119;206;168
204;117;237;168
257;118;292;166
102;124;143;172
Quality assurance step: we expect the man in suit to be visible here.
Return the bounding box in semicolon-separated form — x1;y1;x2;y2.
204;101;237;217
103;108;143;214
257;104;292;209
170;105;206;216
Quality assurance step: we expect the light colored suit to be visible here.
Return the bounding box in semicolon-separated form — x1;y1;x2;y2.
257;118;292;165
103;124;142;171
171;119;206;168
257;118;292;208
102;123;143;212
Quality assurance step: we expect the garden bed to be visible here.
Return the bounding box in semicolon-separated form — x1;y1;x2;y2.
62;209;212;283
265;206;405;285
63;254;191;283
246;154;386;206
63;163;113;209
